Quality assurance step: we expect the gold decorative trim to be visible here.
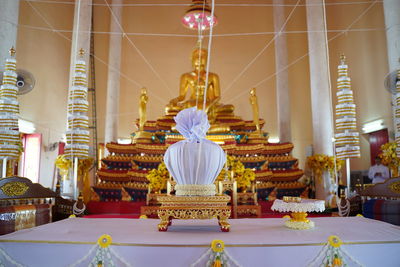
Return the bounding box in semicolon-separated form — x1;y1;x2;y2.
0;239;399;247
157;195;231;232
389;181;400;194
1;182;29;196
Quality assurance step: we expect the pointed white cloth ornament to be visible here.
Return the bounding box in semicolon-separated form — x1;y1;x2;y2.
164;107;226;196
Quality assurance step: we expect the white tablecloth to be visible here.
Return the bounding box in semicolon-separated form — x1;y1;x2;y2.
0;217;399;267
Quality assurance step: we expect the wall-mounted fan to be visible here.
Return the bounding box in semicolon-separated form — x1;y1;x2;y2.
0;69;35;95
384;70;399;95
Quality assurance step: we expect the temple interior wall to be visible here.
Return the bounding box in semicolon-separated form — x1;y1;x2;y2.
13;0;391;186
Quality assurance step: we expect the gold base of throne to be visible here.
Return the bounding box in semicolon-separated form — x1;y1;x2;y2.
157;195;231;232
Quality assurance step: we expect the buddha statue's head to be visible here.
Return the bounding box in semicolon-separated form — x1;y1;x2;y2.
141;87;147;95
192;47;207;71
250;88;256;96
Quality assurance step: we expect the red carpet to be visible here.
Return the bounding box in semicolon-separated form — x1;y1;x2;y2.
86;201;145;215
85;200;332;219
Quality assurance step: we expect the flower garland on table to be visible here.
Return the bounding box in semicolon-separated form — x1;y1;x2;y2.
379;142;400;177
146;162;169;193
306;154;344;180
190;240;242;267
68;234;132;267
307;235;364;267
215;155;255;191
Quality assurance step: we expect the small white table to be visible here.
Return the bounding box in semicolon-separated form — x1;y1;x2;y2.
271;199;326;229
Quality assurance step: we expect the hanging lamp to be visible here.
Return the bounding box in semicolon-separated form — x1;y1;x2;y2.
181;0;217;30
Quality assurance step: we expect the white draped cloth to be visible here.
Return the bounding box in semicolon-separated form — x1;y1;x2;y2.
164;107;225;185
0;217;400;267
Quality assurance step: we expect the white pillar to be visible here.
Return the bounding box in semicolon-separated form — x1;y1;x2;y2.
273;0;291;143
104;0;123;145
383;0;400;132
306;0;334;200
68;0;92;87
65;0;92;198
0;0;19;62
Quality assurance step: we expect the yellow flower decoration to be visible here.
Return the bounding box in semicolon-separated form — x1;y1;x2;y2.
139;215;148;219
98;234;112;248
211;239;225;253
356;214;363;217
328;235;342;248
69;214;76;218
283;215;291;219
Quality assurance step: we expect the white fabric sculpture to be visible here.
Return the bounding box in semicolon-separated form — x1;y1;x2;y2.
164;107;226;196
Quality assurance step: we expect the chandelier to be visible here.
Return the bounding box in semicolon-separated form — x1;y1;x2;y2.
181;0;218;30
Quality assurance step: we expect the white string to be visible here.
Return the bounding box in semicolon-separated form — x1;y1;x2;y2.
195;1;207;109
194;0;215;185
24;0;166;105
22;0;383;7
103;0;174;97
223;0;301;94
6;20;383;37
226;0;379;104
0;246;25;267
67;244;98;267
202;0;216;111
223;249;243;267
189;248;211;267
109;247;134;267
306;244;329;267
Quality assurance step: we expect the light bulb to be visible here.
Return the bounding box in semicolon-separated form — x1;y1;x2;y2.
184;16;191;22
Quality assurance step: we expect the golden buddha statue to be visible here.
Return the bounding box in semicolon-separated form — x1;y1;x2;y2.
166;43;234;121
138;87;148;131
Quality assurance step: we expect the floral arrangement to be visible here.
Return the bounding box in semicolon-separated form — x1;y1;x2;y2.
306;154;344;179
379;142;400;177
146;162;169;193
216;155;255;191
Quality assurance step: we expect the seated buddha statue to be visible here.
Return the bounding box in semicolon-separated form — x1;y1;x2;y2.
166;43;234;121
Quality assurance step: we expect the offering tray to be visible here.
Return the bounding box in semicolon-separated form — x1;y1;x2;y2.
157;194;231;232
271;198;325;230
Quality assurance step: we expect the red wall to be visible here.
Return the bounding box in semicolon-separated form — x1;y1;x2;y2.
369;129;389;165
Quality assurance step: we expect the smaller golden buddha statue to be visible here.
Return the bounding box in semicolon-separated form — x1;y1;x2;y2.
249;88;261;135
166;42;234;122
133;87;152;142
138;87;148;131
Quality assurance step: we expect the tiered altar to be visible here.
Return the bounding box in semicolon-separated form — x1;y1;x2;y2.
91;43;306;218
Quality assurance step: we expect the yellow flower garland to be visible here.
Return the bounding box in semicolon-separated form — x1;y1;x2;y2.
216;155;255;191
146;162;169;193
211;239;225;253
97;234;112;248
306;154;343;180
379;142;400;177
328;235;342;248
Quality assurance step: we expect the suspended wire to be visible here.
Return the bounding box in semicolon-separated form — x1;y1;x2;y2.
2;21;383;37
223;0;302;94
24;0;166;105
226;0;379;104
22;0;383;7
103;0;174;97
